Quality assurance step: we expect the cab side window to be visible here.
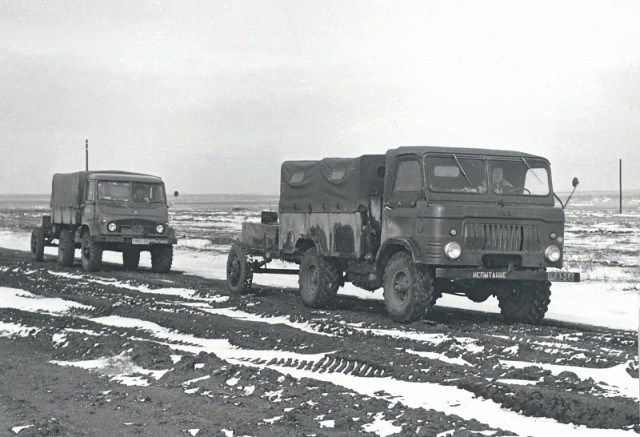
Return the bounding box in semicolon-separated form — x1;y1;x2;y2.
389;158;423;207
394;160;421;192
85;181;95;202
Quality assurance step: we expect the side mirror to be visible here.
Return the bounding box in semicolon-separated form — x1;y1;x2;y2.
555;176;580;209
173;191;179;197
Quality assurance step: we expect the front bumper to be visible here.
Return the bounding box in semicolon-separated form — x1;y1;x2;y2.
436;268;580;282
90;226;177;245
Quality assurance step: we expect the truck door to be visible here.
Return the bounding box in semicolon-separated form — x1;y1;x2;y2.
82;180;96;223
382;156;423;240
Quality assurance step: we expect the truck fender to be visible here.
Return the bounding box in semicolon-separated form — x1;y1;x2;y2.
296;228;329;256
82;224;99;239
375;238;421;270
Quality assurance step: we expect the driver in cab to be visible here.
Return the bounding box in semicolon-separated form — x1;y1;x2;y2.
134;187;150;203
491;168;514;194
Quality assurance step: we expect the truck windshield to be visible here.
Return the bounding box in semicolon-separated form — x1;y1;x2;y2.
426;156;488;194
97;181;166;203
489;159;549;196
425;156;551;196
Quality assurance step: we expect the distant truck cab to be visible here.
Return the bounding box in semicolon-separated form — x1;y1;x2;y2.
31;170;177;273
227;146;580;324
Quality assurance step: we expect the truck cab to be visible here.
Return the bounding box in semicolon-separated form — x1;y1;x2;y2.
381;147;563;270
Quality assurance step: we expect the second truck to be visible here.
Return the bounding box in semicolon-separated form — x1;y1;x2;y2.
31;170;177;273
227;146;580;324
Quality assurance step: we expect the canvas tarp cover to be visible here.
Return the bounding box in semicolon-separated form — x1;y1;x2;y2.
280;155;385;213
50;172;90;208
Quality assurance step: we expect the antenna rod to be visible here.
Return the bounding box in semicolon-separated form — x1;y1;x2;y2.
85;139;89;171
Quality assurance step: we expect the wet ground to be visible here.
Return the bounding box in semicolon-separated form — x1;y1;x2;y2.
0;248;638;436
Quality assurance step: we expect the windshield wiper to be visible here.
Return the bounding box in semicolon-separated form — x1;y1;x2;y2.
521;157;544;184
452;154;472;186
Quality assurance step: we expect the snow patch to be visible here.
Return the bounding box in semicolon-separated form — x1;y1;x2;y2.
500;359;637;399
361;412;402;437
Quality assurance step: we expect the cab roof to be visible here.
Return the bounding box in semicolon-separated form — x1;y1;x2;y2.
85;170;163;183
388;146;548;162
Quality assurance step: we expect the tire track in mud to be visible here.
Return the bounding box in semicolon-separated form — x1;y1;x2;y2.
1;251;638;436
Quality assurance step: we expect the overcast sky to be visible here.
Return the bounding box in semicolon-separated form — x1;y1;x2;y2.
1;0;638;195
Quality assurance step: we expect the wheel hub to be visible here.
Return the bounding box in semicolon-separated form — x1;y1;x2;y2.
305;264;318;292
392;270;410;302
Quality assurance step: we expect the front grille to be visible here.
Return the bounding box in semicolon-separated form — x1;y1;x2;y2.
116;219;158;235
463;223;541;252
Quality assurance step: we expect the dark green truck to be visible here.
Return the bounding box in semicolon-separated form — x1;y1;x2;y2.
31;170;177;273
227;146;580;324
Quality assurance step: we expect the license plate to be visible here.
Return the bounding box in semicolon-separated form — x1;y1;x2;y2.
547;271;580;282
132;238;149;245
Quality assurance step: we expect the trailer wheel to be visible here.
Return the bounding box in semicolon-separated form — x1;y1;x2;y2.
383;252;434;323
497;281;551;324
122;247;141;270
151;245;173;273
31;227;45;262
81;232;103;272
226;243;253;295
57;228;75;267
298;247;340;308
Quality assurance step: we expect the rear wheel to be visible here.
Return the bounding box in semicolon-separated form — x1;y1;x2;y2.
57;228;75;267
31;227;45;261
226;243;253;295
497;281;551;324
151;245;173;273
81;232;103;272
383;252;434;323
122;247;141;270
298;247;340;308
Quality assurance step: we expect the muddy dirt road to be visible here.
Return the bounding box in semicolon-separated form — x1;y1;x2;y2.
0;247;637;436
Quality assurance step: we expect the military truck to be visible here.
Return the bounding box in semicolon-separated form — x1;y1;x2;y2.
226;146;580;324
31;171;177;273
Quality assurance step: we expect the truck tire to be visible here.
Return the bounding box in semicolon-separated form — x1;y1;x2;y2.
298;247;340;308
226;242;253;295
383;252;434;323
81;232;103;272
497;281;551;324
57;228;75;267
122;248;141;270
151;245;173;273
31;227;45;262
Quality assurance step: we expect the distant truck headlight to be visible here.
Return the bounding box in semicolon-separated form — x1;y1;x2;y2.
107;222;117;232
156;224;165;234
545;245;561;262
444;242;462;260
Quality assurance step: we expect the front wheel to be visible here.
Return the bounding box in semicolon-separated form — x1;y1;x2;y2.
81;233;103;272
298;247;341;308
383;252;434;323
151;245;173;273
496;281;551;324
31;227;45;261
226;243;253;295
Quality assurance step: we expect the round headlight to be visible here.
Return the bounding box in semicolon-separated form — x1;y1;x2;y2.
107;222;117;232
156;224;165;234
444;242;462;260
545;245;561;262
